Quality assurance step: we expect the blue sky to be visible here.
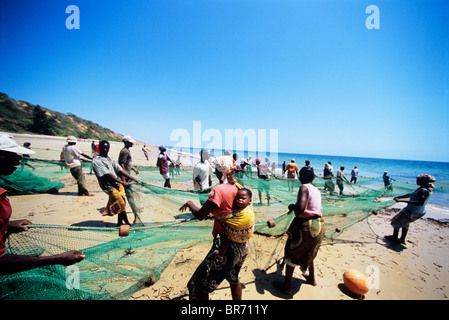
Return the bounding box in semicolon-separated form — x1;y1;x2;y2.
1;0;448;162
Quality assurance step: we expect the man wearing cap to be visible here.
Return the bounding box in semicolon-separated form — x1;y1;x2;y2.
156;145;174;188
118;136;141;222
383;171;395;192
118;136;140;180
0;132;84;274
62;136;94;196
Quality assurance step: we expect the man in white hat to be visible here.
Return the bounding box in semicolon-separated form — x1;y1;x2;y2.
118;136;140;180
117;136;141;222
0;132;84;274
62;136;94;196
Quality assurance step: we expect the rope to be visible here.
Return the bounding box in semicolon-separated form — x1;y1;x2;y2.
373;182;394;202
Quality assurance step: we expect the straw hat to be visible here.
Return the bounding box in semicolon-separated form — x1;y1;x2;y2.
67;136;77;143
122;135;135;143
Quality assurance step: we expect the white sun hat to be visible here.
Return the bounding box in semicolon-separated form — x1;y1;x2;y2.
0;132;35;155
67;136;78;143
122;135;136;143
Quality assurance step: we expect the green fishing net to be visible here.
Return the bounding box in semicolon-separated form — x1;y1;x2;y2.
0;159;66;194
0;160;396;300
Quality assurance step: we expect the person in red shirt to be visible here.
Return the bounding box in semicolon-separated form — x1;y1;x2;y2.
0;132;84;275
179;155;249;300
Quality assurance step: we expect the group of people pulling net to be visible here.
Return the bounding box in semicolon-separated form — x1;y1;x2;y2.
0;153;397;300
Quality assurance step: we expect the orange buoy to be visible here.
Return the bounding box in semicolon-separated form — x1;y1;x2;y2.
343;269;370;296
267;219;276;228
119;224;130;237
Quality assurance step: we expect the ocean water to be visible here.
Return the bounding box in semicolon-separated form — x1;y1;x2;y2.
275;152;449;205
169;147;449;218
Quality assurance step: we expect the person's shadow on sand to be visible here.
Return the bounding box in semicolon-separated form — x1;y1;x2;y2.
253;260;305;299
71;220;116;228
382;236;406;252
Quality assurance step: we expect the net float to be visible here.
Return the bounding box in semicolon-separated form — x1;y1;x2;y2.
343;269;370;297
267;219;276;228
119;224;130;237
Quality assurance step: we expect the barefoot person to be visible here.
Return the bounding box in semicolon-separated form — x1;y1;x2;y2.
214;188;255;258
62;136;94;196
157;145;174;188
274;166;325;295
92;140;140;228
179;156;250;300
386;174;435;244
118;136;141;224
0;133;84;275
118;135;140;180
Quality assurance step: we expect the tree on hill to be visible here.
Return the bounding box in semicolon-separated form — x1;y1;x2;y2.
27;105;59;135
1;92;123;141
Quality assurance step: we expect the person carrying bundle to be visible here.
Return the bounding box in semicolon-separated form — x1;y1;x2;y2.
179;155;253;300
214;188;255;258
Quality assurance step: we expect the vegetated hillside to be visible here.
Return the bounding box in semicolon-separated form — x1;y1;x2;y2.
0;92;123;141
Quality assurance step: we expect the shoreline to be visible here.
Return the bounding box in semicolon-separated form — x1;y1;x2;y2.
10;132;449;212
3;132;449;300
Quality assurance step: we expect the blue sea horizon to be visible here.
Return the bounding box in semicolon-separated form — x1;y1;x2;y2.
168;147;449;214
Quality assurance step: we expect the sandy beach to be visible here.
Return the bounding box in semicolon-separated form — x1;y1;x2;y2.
4;133;449;301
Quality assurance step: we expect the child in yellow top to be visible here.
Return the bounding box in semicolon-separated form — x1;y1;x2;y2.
214;188;255;257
